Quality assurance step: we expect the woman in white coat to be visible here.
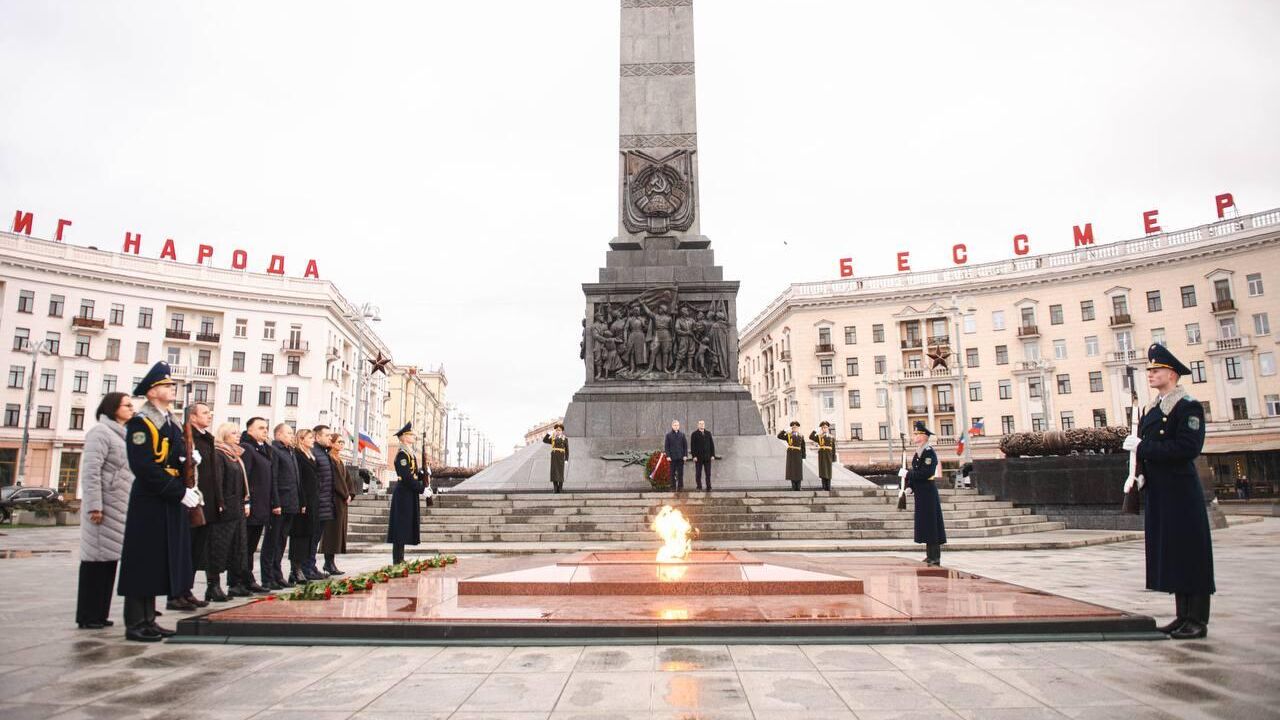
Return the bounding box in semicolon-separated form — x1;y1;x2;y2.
75;392;135;629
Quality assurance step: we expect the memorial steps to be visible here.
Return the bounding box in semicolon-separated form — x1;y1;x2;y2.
345;488;1065;545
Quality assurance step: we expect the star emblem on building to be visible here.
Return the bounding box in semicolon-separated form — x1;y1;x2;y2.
368;351;392;375
927;347;950;370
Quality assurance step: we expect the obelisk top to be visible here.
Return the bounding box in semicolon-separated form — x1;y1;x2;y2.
615;0;703;249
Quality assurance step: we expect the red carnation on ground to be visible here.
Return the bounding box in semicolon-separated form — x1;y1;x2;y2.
323;586;332;599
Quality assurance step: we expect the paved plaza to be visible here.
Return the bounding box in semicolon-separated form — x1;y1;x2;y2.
0;519;1277;720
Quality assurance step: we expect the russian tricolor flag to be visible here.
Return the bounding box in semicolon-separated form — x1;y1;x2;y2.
358;431;380;454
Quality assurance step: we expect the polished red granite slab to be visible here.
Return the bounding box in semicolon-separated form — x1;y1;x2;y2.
457;550;865;596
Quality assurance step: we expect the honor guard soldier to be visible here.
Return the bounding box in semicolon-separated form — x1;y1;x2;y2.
542;423;569;493
777;421;806;491
386;422;427;564
809;421;837;491
900;421;946;566
1122;344;1215;639
117;361;200;641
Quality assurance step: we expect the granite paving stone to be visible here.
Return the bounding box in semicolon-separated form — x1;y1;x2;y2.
455;672;572;713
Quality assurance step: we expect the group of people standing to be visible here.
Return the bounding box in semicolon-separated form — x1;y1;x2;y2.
74;361;356;642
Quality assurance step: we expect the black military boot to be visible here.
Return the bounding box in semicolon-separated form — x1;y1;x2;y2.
822;480;831;492
1158;594;1187;634
1171;595;1210;639
790;481;801;491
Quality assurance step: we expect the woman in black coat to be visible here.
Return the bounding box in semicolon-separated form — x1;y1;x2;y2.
207;423;249;599
900;421;946;566
290;430;323;583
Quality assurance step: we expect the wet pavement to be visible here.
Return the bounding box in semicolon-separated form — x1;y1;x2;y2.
1;520;1277;719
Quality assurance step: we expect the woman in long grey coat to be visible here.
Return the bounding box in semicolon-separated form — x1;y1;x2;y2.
76;392;135;629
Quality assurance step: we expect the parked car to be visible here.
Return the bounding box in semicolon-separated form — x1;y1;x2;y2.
0;486;64;522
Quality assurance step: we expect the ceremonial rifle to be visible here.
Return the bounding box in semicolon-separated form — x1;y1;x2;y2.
896;431;908;511
1122;364;1143;514
182;395;206;528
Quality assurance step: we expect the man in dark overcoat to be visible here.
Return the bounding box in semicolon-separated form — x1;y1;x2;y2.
266;423;301;589
542;423;569;493
387;422;427;564
900;421;946;566
237;418;275;593
1123;343;1215;639
690;420;715;492
809;421;837;491
664;420;689;491
117;361;200;641
777;421;806;490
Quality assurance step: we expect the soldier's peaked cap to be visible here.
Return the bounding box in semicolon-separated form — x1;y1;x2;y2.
394;422;413;437
1147;343;1192;376
913;421;934;437
133;361;175;397
789;420;801;427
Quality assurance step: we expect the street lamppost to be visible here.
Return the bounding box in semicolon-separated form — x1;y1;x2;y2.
455;413;467;466
442;402;455;467
874;376;896;465
465;425;474;467
947;295;976;475
15;339;51;488
348;302;381;470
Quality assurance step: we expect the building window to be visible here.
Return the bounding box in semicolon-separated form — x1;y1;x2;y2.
821;392;835;411
1181;285;1197;308
1190;360;1207;383
965;348;979;368
1225;356;1243;381
939;419;954;437
1151;328;1166;347
872;324;884;343
992;310;1006;330
49;294;64;317
169;313;184;332
969;382;982;402
229;384;243;405
193;382;210;403
286;356;300;375
57;452;81;496
818;327;831;345
938;385;954;411
906;355;921;371
35;406;51;429
819;359;833;376
845;358;859;376
998;379;1012;400
232;351;245;372
260;354;274;374
75;335;91;357
878;423;889;441
138;307;153;329
39;369;55;391
43;332;60;355
1254;313;1271;336
17;290;34;313
12;328;29;352
1020;306;1035;328
1218;316;1237;339
1265;394;1280;416
995;345;1009;365
844;326;856;344
69;407;85;430
963;314;976;333
1028;377;1042;399
258;387;272;406
1031;414;1046;432
1146;290;1162;312
134;341;150;364
1001;415;1015;434
1057;374;1071;394
79;299;95;319
1080;336;1097;357
1053;339;1067;360
849;423;863;441
102;375;117;394
2;404;19;427
1115;330;1134;352
167;347;181;366
1093;409;1108;427
1024;342;1040;361
1060;411;1075;430
263;321;276;341
848;389;861;409
1111;294;1129;317
1089;371;1103;393
1259;352;1276;377
200;316;215;335
1049;304;1063;325
869;356;882;375
1231;397;1248;420
106;338;120;361
1214;278;1232;302
73;370;89;394
110;303;125;325
7;366;23;389
1186;323;1201;345
1247;272;1264;296
876;388;888;408
197;349;211;367
235;318;248;338
1079;300;1094;322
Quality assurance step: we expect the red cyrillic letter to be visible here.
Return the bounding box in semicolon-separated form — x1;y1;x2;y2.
123;232;142;254
304;259;320;279
1013;234;1029;256
838;258;853;277
12;210;33;235
1143;210;1160;234
896;252;910;272
952;243;967;265
1215;192;1235;218
231;249;248;270
1073;223;1095;247
266;255;286;275
196;244;214;264
160;238;178;260
55;218;72;241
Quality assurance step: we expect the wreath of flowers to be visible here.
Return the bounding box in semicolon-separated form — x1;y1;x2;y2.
644;451;670;490
274;554;458;601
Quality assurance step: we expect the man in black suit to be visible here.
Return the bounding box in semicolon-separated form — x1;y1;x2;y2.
690;420;716;492
663;420;689;491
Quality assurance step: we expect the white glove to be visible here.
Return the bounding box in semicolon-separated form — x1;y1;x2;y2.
1123;475;1137;494
906;487;913;495
1122;435;1141;452
1136;474;1145;490
181;488;200;508
192;487;204;506
897;468;908;479
191;448;202;465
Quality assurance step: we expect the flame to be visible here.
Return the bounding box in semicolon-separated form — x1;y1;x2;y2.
657;564;687;583
651;505;693;563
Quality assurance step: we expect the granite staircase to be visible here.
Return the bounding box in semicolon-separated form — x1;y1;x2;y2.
346;488;1065;545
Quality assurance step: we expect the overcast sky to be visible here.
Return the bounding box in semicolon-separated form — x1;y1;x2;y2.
4;0;1279;454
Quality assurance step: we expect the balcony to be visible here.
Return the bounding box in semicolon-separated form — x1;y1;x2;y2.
1108;314;1133;328
779;348;792;362
901;338;923;349
935;403;955;413
1017;325;1040;338
170;365;219;380
927;335;950;347
1109;349;1139;363
325;345;341;361
814;343;835;355
282;340;310;355
1212;298;1236;314
899;367;955;380
1208;335;1252;353
195;332;221;343
70;316;105;332
811;374;843;387
907;405;928;415
165;328;191;340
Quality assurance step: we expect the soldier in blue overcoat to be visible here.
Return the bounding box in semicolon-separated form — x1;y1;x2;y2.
116;362;201;641
1123;344;1215;639
386;422;427;563
900;421;946;566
